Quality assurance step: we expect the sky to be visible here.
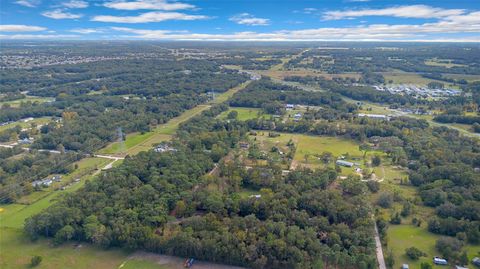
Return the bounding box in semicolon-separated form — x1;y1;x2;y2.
0;0;479;41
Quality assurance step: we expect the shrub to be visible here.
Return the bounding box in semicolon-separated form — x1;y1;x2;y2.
405;246;426;260
31;256;42;267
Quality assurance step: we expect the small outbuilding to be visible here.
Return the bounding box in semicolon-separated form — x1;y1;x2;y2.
336;160;354;167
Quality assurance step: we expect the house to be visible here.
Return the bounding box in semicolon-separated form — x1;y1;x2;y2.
358;113;389;120
32;178;53;187
293;113;302;121
154;143;177;153
18;138;33;144
402;264;409;269
239;142;249;149
285;104;295;109
249;194;262;199
336;160;354;167
433;257;448;265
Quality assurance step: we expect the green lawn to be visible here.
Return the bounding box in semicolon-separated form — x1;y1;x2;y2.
0;117;52;132
387;224;480;269
0;96;54;108
218;107;263;121
121;259;168;269
424;59;468;68
253;132;364;173
0;228;130;269
381;71;453;86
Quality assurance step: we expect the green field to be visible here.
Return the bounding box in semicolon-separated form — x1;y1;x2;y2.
218;107;263;121
0;117;52;132
253;132;364;173
121;259;168;269
382;71;452;86
0;228;130;269
424;59;468;68
0;96;54;108
387;224;480;269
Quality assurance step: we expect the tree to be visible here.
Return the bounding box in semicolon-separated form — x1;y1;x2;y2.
366;180;380;193
435;237;464;259
54;225;75;245
30;255;42;267
340;175;366;196
385;249;395;268
405;246;426;260
401;201;413;217
372;155;381;166
427;81;444;89
377;192;394;208
319;151;333;166
390;212;401;224
227;110;238;119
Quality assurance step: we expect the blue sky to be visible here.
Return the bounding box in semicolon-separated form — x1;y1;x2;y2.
0;0;479;41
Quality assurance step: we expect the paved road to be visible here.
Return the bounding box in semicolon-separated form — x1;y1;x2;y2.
374;222;386;269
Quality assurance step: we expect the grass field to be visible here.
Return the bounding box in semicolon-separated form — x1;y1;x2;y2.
0;96;54;108
253;132;363;173
387;224;480;269
218;107;263;121
382;71;451;86
256;69;360;81
443;73;480;83
0;228;130;269
0;117;52;132
424;59;468;68
121;259;167;269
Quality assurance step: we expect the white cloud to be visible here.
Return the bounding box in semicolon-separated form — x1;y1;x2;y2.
42;9;83;19
62;0;89;8
230;13;270;26
0;24;46;32
14;0;40;7
104;0;194;11
302;8;318;14
110;10;480;41
323;5;465;20
70;28;103;34
0;34;80;39
92;11;208;23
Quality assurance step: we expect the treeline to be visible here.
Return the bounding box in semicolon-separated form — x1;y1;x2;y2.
434;114;480;125
1;58;247;97
286;46;480;75
229;78;353;114
32;94;204;152
25;104;377;269
284;75;419;105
